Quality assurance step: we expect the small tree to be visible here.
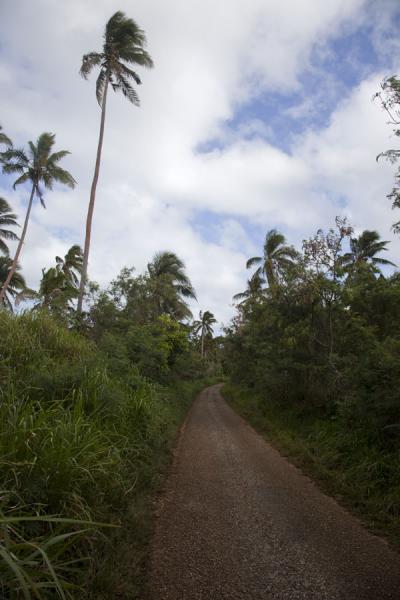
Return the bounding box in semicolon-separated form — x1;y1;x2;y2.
193;310;217;358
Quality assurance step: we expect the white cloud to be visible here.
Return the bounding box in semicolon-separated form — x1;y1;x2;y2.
1;0;400;324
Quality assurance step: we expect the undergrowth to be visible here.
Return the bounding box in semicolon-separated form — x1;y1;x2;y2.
0;311;209;598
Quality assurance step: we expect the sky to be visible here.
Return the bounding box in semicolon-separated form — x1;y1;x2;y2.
1;0;400;326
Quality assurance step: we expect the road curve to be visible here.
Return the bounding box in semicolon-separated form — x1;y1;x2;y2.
149;384;400;599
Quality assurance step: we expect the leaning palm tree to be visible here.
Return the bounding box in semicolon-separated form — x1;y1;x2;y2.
246;229;298;287
147;251;196;320
193;310;217;358
148;251;196;298
341;230;396;275
56;244;83;288
0;197;19;255
0;256;26;310
77;11;154;313
0;133;76;303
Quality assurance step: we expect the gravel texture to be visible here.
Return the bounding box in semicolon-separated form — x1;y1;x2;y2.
149;384;400;599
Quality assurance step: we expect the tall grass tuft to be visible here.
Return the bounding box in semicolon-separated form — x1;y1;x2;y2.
0;311;202;595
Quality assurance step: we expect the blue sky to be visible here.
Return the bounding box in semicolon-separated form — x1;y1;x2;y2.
1;0;400;324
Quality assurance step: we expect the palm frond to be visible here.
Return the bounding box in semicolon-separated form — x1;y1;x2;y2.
35;185;46;208
115;72;140;105
0;125;12;147
80;52;103;79
47;165;76;188
96;68;108;105
372;257;397;267
118;62;142;85
36;133;55;160
246;256;262;269
48;150;71;164
12;172;31;189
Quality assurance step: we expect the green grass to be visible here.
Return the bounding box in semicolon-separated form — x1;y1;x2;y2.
223;381;400;546
0;311;210;598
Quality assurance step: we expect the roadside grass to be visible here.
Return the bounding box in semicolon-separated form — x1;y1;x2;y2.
222;381;400;546
0;311;210;598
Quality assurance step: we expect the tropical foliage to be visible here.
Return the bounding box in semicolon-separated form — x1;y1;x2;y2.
246;229;298;287
1;10;400;597
224;219;400;538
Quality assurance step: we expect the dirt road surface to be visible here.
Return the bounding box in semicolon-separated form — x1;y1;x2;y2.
149;385;400;599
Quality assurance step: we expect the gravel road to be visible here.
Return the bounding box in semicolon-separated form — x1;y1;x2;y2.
149;384;400;599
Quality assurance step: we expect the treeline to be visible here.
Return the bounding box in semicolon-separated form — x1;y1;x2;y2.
0;246;220;596
223;219;400;538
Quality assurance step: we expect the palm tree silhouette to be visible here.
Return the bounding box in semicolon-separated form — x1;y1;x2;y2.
193;310;217;357
77;11;153;313
341;230;396;276
246;229;298;287
147;251;196;320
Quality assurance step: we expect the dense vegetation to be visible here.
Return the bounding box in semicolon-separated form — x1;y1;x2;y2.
0;262;219;597
2;4;400;595
224;219;400;540
223;77;400;542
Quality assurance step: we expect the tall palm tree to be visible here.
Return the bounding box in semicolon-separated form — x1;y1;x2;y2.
147;251;196;320
341;230;396;275
0;133;76;302
193;310;217;358
77;11;154;313
0;197;19;255
0;125;12;148
0;256;26;310
56;244;83;287
233;272;265;306
246;229;298;287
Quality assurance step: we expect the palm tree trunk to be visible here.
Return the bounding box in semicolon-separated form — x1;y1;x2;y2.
77;75;109;314
0;184;35;304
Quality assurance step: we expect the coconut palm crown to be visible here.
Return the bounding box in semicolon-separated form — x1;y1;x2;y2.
77;11;153;313
147;251;196;321
56;244;83;287
341;230;396;275
0;133;75;303
233;271;265;306
246;229;298;287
